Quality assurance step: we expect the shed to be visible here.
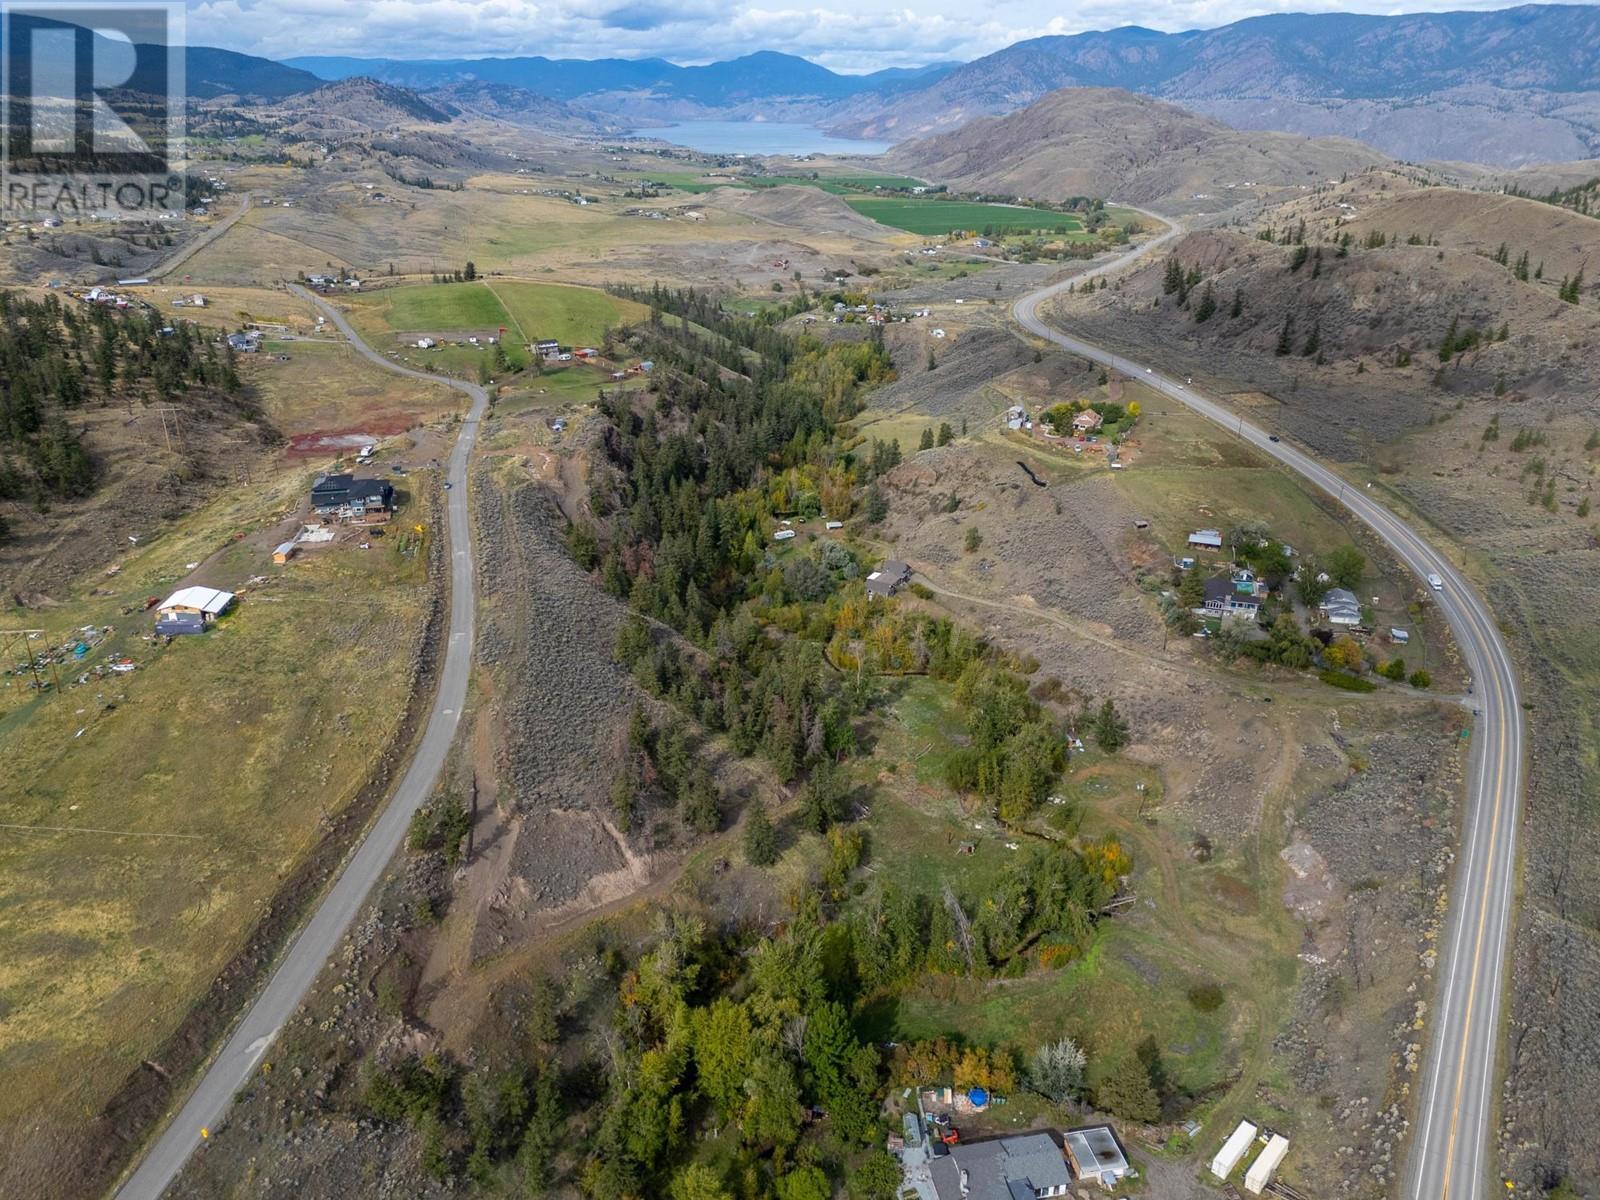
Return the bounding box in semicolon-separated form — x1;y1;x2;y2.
1211;1120;1258;1179
1064;1125;1132;1189
1390;627;1410;644
1188;529;1224;550
1245;1133;1289;1194
156;586;235;623
773;529;797;541
272;542;296;564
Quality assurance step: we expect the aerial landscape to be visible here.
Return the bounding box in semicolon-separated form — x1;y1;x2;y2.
0;2;1597;1199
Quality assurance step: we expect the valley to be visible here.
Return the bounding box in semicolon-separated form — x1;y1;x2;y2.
2;11;1598;1200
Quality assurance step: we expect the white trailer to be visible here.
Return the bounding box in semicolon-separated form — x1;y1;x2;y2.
1245;1134;1289;1193
1211;1120;1258;1179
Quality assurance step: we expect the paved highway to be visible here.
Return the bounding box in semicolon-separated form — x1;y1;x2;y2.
1015;229;1524;1200
113;286;487;1200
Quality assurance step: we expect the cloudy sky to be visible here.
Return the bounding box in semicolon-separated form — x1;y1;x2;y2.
185;0;1576;70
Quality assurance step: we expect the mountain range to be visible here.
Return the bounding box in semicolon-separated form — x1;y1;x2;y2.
20;4;1600;165
826;5;1600;164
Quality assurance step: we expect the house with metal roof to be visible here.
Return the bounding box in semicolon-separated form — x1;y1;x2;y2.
155;586;235;625
929;1132;1073;1200
1318;587;1363;626
1188;529;1224;550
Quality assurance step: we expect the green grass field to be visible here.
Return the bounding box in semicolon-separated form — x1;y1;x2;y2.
751;173;930;195
845;198;1087;236
343;281;647;378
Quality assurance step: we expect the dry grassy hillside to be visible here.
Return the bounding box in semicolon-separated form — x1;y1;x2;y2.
1048;198;1600;1192
885;88;1389;213
703;184;899;241
1068;225;1600;424
1262;170;1600;285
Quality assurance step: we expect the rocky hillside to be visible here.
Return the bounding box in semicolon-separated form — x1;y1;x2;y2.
423;82;619;133
828;5;1600;165
288;78;451;129
1265;170;1600;277
884;88;1389;213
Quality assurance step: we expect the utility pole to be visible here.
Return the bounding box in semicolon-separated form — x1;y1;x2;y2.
0;629;56;696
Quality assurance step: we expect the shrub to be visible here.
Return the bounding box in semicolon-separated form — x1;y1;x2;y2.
1319;669;1377;693
1187;982;1225;1012
1409;669;1432;689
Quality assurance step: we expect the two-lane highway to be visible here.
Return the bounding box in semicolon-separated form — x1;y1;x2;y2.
1015;233;1524;1200
114;286;488;1199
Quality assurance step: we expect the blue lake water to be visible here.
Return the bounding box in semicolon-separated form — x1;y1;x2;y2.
629;120;893;157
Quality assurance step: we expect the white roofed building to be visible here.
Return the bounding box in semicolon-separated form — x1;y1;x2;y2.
156;586;235;623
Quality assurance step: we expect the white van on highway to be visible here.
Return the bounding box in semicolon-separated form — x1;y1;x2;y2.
1428;573;1444;591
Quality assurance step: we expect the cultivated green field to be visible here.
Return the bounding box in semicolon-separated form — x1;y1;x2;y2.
845;197;1088;236
363;280;511;331
343;280;648;375
751;173;929;195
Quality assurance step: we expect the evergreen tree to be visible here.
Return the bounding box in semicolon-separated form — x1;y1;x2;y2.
1092;699;1130;753
1193;284;1217;323
1274;315;1296;356
1229;288;1243;319
743;804;779;866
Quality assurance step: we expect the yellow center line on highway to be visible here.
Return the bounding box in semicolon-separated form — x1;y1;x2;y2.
1438;607;1513;1200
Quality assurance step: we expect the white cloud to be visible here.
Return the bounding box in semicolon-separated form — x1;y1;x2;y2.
181;0;1587;69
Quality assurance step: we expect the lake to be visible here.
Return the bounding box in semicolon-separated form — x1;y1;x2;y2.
629;120;893;157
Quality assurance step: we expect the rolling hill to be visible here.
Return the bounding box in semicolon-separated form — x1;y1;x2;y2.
831;5;1600;165
883;88;1390;212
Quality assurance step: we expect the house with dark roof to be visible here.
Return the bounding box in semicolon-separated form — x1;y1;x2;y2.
930;1132;1073;1200
866;559;912;600
1203;576;1262;619
310;473;395;524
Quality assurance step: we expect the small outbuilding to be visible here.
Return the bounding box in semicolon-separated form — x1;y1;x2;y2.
1212;1120;1258;1180
272;542;297;565
1064;1125;1132;1190
156;586;235;624
1245;1133;1290;1194
1188;529;1223;550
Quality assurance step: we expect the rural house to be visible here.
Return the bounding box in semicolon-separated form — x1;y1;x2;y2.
930;1132;1074;1199
1203;577;1262;619
1188;529;1224;550
1073;409;1103;434
866;559;912;600
534;339;561;360
310;473;396;524
1319;587;1363;626
1063;1126;1133;1190
155;586;235;629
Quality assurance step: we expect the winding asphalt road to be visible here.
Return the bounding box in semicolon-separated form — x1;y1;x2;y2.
113;286;487;1200
1015;227;1524;1200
